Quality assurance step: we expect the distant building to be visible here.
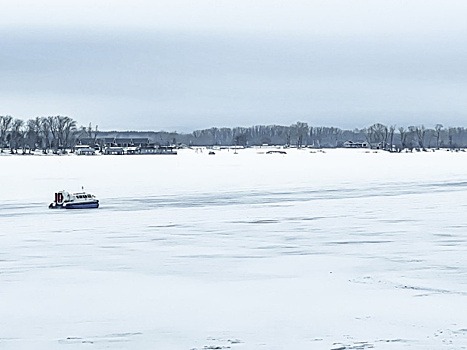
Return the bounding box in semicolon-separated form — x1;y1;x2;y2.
111;138;150;147
75;145;96;155
77;137;150;148
104;147;124;155
75;137;178;155
343;141;368;148
76;138;100;150
139;145;159;154
125;147;139;155
139;145;177;155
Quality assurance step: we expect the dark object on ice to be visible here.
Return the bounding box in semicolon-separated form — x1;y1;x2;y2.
208;151;215;155
266;150;287;154
49;190;99;209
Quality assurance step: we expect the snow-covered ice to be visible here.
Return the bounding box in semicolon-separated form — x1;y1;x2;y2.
1;148;466;349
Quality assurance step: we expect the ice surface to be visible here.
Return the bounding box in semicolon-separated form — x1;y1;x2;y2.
1;148;466;349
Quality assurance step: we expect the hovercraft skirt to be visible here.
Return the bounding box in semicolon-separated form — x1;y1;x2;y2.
65;201;99;209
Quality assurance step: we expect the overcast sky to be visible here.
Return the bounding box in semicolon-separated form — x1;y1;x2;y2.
1;0;467;131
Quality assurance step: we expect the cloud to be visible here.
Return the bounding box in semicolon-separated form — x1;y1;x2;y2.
1;30;467;130
3;0;467;37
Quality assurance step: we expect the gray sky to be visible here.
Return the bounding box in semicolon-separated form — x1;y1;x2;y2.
1;0;467;131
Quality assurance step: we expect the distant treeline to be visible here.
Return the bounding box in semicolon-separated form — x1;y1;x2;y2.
0;115;92;153
1;115;467;153
95;122;467;150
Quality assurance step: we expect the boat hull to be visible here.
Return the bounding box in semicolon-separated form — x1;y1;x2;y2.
65;201;99;209
49;200;99;209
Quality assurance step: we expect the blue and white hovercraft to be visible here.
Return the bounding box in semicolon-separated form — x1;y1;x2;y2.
49;189;99;209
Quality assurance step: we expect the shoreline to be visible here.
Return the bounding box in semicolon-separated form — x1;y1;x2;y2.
0;146;465;157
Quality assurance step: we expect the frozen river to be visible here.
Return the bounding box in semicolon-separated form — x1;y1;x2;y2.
1;148;466;349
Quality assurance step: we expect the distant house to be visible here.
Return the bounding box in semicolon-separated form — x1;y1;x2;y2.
112;138;149;147
139;145;158;154
155;146;177;155
77;138;100;150
344;141;368;148
125;147;139;155
75;145;96;155
99;138;118;147
104;147;124;155
77;137;150;148
139;145;177;155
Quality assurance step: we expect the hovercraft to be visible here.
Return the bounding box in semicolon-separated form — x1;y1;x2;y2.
49;190;99;209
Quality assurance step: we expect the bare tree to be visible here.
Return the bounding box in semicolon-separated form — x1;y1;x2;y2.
388;125;396;151
0;115;13;152
47;116;60;151
407;126;418;150
24;118;42;152
448;127;456;149
63;117;78;148
415;125;426;149
398;127;407;151
290;121;309;148
308;126;314;146
9;119;24;153
40;117;51;153
365;123;388;149
285;130;291;147
435;124;443;149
